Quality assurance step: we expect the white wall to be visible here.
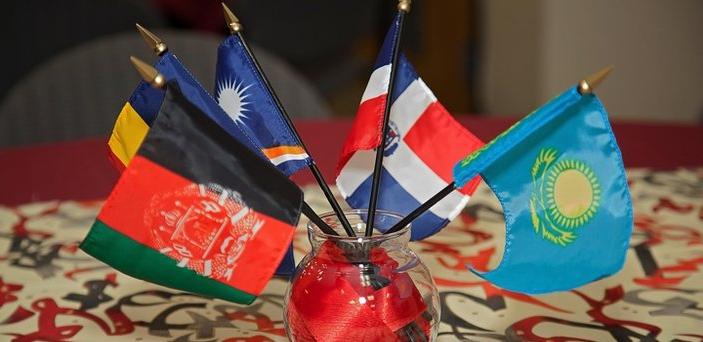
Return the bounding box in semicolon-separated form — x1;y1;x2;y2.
479;0;703;123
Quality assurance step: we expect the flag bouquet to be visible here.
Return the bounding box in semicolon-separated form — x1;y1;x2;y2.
79;1;633;341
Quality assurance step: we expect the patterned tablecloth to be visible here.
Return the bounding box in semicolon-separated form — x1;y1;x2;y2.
0;168;701;341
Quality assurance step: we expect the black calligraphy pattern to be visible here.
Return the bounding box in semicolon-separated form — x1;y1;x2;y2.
0;168;701;341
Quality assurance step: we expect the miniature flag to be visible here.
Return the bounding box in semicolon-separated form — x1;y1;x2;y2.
453;86;633;294
214;34;310;176
81;82;303;304
106;52;297;276
106;72;163;171
336;14;484;240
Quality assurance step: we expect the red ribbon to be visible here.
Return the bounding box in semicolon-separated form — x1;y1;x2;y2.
288;242;429;341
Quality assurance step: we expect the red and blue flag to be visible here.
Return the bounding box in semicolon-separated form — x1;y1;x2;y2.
336;14;484;240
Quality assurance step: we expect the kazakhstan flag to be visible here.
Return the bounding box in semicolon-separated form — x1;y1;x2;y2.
453;85;632;294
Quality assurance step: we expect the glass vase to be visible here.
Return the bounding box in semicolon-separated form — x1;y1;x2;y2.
284;210;440;341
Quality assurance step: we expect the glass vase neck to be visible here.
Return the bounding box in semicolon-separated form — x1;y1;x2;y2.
306;209;411;255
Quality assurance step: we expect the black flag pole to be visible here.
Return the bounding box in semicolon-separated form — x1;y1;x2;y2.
301;202;338;236
364;0;410;236
384;182;456;235
383;65;616;235
221;3;356;237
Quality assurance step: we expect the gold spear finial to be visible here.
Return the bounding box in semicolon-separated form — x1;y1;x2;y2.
578;65;614;95
398;0;412;12
135;23;168;56
221;3;243;33
130;56;165;88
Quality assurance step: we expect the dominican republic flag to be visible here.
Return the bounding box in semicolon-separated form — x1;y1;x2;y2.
106;52;296;277
336;14;484;241
214;34;310;177
82;82;303;304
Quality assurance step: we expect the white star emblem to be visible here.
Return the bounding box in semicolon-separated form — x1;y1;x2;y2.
215;77;252;125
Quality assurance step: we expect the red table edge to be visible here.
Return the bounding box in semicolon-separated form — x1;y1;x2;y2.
1;116;701;206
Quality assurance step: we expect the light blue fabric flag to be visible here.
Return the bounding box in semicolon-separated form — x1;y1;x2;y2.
453;86;633;294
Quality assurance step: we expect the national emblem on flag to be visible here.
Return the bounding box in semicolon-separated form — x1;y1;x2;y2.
107;53;297;276
215;34;310;177
82;82;303;304
453;85;633;294
336;14;484;240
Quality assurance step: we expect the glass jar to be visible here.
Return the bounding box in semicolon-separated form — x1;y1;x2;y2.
284;210;440;341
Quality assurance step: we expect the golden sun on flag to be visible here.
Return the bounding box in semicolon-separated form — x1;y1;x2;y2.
545;159;601;229
216;78;252;125
529;148;601;246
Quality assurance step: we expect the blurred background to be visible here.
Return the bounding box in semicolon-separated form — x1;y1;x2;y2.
1;0;702;147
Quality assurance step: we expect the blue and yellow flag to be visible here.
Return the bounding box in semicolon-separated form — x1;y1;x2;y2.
108;51;265;170
453;86;633;294
107;66;163;171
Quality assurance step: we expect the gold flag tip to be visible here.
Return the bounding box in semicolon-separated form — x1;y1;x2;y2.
398;0;412;12
135;23;168;56
578;65;614;94
129;56;165;89
221;2;243;33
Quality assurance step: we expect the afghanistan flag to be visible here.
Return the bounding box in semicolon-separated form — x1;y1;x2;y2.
453;85;633;294
81;81;303;304
106;52;297;276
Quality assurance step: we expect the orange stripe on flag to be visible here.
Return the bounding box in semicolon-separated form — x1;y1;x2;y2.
261;145;306;159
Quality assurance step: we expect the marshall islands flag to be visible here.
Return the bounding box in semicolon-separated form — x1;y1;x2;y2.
82;82;303;304
336;14;484;240
214;34;310;176
453;83;633;294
